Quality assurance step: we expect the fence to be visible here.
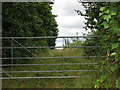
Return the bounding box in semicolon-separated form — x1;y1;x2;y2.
0;36;106;79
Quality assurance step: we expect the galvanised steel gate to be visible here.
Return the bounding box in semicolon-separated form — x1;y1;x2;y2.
0;36;106;79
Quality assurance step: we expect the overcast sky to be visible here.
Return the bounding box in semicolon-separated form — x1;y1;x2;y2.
51;0;87;46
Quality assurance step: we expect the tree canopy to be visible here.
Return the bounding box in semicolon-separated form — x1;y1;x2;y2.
2;2;58;64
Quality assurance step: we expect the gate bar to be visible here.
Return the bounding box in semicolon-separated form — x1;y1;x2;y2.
0;76;91;79
1;56;107;60
1;63;98;67
1;46;102;49
1;36;102;39
0;70;97;73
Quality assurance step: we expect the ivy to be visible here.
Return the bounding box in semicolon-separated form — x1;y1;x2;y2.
103;15;111;21
77;2;120;88
97;3;120;88
110;11;117;15
100;7;106;11
101;21;109;29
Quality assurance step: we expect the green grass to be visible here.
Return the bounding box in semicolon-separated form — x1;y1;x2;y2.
2;44;101;88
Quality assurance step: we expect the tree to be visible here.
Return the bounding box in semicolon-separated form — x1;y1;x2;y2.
2;2;58;64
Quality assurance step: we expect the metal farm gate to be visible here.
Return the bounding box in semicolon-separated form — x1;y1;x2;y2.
0;36;106;81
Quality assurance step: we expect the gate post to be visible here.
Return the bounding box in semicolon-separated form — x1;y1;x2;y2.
0;1;2;89
11;39;13;76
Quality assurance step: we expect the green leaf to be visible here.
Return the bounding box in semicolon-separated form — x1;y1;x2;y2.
94;80;101;88
99;13;103;16
105;10;110;14
100;7;106;11
103;15;111;21
112;43;118;49
94;83;100;88
116;77;120;88
110;11;117;15
101;22;109;29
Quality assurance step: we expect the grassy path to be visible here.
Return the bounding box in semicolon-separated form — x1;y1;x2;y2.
2;47;101;88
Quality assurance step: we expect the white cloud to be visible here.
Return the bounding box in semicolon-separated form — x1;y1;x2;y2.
51;0;87;47
52;0;85;16
56;16;85;29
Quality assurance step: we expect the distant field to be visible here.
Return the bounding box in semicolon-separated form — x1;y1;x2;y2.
2;45;102;88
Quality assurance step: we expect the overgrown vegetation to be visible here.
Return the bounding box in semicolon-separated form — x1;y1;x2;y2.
2;2;58;64
76;2;120;88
